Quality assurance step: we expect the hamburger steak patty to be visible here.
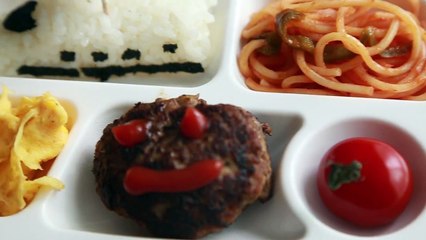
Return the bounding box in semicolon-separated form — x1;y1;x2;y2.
93;95;272;239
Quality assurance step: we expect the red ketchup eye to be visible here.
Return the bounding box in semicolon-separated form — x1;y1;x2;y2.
180;107;209;139
123;159;223;195
111;119;148;147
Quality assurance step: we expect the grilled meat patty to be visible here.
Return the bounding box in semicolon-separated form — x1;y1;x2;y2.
93;95;272;239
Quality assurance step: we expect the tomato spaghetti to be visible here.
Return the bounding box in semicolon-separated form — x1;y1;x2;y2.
238;0;426;99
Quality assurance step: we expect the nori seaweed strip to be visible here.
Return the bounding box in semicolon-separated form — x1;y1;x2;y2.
82;62;204;81
60;51;76;62
3;1;38;32
92;52;109;62
163;44;178;53
17;66;80;77
122;49;141;60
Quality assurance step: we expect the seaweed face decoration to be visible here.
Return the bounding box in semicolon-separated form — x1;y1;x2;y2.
17;47;204;82
3;1;37;32
1;0;208;81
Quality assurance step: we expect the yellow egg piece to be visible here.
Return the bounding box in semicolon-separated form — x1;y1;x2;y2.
0;86;68;216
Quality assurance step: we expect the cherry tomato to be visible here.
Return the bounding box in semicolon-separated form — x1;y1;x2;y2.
123;159;223;195
180;107;209;139
317;137;413;227
111;119;148;147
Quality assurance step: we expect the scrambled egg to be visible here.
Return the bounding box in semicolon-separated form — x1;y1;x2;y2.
0;86;68;216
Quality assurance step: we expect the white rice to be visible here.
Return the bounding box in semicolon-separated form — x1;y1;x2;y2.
0;0;217;78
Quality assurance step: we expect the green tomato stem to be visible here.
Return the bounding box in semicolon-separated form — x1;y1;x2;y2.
328;160;362;190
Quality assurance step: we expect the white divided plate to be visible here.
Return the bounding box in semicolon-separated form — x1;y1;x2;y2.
1;0;426;239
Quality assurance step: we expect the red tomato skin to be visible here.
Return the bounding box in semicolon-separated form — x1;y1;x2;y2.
111;119;148;147
180;107;209;139
317;137;413;227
